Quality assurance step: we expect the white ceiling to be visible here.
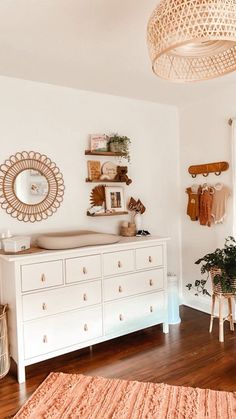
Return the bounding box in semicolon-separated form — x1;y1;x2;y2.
0;0;236;106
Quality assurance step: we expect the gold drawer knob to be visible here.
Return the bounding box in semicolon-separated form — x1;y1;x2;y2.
43;335;48;343
119;314;124;321
41;273;46;283
83;267;87;275
83;293;87;301
148;256;153;263
84;323;88;331
149;279;153;287
42;302;47;311
150;306;153;313
118;285;123;293
118;261;122;268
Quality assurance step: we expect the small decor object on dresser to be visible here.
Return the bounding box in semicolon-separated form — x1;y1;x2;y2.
105;186;125;213
120;221;136;237
90;134;108;152
128;197;147;235
87;161;101;181
2;236;30;253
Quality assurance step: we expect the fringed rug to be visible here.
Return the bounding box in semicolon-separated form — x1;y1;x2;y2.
14;372;236;418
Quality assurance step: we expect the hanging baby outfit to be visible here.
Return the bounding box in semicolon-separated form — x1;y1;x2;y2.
211;183;231;224
199;184;214;227
186;185;200;221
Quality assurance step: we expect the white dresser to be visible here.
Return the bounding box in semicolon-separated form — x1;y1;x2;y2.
0;236;169;383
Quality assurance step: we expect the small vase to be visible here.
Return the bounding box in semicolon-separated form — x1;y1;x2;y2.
134;213;142;231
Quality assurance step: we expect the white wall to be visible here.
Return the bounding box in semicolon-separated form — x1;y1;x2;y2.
0;76;181;276
179;86;236;313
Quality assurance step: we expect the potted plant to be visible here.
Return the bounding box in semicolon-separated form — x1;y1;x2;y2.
186;236;236;296
108;134;131;162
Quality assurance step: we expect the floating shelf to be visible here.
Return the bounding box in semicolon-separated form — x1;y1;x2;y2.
86;178;126;183
87;211;128;217
85;150;125;157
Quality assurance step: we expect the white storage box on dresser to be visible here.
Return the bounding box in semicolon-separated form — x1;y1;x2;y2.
0;236;169;383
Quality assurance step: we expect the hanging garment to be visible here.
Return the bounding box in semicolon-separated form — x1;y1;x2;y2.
186;185;200;221
211;183;231;224
199;185;214;227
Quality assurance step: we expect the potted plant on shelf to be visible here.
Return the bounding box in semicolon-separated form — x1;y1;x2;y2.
108;134;131;162
186;236;236;296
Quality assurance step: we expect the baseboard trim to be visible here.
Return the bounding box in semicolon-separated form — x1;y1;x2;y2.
182;295;211;315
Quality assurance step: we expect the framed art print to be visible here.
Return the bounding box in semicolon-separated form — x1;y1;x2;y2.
87;160;101;180
90;134;108;152
105;186;125;212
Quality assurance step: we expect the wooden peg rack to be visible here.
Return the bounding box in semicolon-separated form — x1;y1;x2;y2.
188;161;229;178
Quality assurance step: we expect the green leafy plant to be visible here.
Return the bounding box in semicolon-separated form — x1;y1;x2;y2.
186;236;236;296
108;134;131;162
186;279;210;297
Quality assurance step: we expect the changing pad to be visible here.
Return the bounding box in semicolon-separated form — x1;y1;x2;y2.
36;230;120;250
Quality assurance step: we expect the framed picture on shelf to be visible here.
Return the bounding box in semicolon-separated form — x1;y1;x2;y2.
87;160;101;180
90;134;108;152
105;186;125;212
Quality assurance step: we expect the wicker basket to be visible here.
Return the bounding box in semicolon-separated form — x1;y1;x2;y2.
109;142;124;154
0;305;10;379
120;224;136;237
210;268;236;296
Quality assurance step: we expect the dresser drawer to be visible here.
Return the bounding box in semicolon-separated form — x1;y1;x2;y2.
66;255;101;284
135;246;163;270
21;261;63;292
104;292;165;335
23;306;102;359
22;281;101;321
103;250;134;277
103;269;164;302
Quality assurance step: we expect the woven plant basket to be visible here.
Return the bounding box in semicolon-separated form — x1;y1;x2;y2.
120;224;136;237
0;305;10;379
109;142;124;154
210;268;236;296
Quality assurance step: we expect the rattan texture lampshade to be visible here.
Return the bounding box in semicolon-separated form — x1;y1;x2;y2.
147;0;236;82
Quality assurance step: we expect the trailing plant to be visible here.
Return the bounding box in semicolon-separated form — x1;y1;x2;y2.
108;133;131;162
186;236;236;296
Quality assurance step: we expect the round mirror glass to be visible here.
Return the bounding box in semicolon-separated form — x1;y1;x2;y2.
14;169;49;205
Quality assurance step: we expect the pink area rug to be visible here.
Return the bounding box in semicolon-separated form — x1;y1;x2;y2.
14;372;236;418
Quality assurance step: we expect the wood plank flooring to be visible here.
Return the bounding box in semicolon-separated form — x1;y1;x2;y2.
1;306;236;418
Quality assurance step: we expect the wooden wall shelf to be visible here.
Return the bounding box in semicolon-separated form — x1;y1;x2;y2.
85;150;125;157
86;178;126;183
87;211;128;217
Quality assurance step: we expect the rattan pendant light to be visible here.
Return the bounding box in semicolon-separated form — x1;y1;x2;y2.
147;0;236;82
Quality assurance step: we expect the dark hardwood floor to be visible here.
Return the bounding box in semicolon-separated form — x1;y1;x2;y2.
1;305;236;418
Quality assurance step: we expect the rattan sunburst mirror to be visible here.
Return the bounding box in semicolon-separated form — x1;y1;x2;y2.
0;151;65;222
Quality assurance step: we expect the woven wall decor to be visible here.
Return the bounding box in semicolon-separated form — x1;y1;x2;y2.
147;0;236;82
0;151;65;222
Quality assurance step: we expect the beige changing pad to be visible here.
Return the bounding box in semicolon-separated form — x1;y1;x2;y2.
36;230;120;250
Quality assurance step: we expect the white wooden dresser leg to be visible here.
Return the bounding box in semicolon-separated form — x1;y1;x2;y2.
163;322;169;334
17;364;26;383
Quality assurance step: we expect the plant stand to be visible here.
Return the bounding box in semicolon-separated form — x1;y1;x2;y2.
209;269;235;343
